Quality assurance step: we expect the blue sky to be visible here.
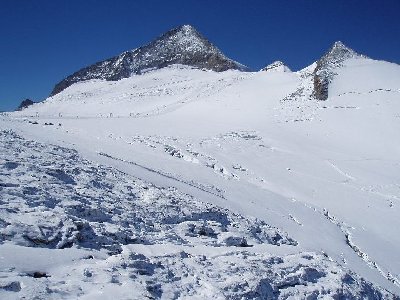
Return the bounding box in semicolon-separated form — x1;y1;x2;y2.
1;0;399;111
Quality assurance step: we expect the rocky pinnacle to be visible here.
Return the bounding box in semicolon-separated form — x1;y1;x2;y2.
312;41;365;100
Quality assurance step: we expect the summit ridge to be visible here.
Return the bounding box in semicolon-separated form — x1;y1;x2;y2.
50;25;249;96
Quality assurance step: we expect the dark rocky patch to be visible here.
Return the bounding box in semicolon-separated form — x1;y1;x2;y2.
15;99;35;111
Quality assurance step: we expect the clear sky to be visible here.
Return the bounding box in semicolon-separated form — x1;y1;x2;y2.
1;0;399;111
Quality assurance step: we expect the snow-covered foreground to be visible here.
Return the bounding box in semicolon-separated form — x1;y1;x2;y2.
0;130;395;299
2;57;400;298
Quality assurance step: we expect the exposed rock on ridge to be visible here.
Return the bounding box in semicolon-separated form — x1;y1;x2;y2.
261;61;291;72
16;99;35;111
312;41;365;100
50;25;249;96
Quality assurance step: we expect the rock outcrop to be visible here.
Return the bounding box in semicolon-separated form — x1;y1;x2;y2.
16;99;35;111
312;41;365;100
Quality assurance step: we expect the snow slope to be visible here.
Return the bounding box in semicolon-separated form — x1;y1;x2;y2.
2;53;400;298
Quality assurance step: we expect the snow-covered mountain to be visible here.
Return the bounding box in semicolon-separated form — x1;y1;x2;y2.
50;25;249;96
2;35;400;298
261;61;291;72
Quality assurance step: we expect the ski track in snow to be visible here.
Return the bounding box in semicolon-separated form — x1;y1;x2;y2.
97;151;226;199
326;160;356;181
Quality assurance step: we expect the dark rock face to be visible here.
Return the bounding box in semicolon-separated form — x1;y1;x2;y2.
51;25;249;96
313;74;330;101
312;41;364;100
16;99;35;111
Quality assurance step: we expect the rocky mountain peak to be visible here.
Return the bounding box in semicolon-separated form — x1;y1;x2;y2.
261;61;291;72
318;41;363;69
331;41;354;52
16;99;35;111
171;24;202;40
312;41;366;100
178;24;196;33
50;25;249;96
150;24;213;53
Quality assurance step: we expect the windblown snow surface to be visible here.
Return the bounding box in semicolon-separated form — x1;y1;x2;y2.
1;58;400;299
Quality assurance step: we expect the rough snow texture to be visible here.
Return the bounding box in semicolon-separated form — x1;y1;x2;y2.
0;130;397;299
0;130;296;252
50;25;249;96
